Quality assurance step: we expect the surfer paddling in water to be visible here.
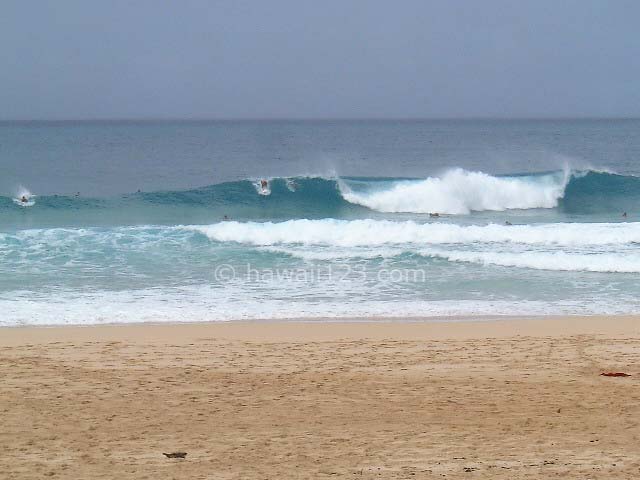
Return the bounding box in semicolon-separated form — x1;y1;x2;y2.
14;192;35;207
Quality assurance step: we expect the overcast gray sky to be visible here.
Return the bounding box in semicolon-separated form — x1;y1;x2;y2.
2;0;639;119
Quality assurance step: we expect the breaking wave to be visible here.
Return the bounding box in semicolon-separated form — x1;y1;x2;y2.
339;168;570;214
188;219;640;248
3;169;639;224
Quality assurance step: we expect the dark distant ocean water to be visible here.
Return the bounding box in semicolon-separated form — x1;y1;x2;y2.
1;119;640;325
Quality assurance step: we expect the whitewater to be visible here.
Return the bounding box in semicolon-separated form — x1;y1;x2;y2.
339;168;571;214
1;167;638;325
3;118;640;325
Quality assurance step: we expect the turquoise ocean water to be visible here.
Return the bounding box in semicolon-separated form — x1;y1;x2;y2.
1;119;640;325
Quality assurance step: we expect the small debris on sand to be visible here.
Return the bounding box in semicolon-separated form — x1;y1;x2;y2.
163;452;187;459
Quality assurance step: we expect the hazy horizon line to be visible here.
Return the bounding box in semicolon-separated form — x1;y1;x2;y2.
1;115;639;123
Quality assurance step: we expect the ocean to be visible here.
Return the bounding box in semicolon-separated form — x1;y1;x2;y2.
1;119;639;325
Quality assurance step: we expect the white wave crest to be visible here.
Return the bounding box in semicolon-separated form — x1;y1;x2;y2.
188;219;640;248
339;168;569;214
420;249;640;273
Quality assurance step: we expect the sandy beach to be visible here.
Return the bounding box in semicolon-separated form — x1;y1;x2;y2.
2;316;640;479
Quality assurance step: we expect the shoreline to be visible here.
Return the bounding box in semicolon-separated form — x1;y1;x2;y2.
2;315;639;346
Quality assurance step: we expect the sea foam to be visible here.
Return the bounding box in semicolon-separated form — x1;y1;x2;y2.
339;168;570;214
188;219;640;248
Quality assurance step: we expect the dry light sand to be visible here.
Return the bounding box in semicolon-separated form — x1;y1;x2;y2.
1;316;640;479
